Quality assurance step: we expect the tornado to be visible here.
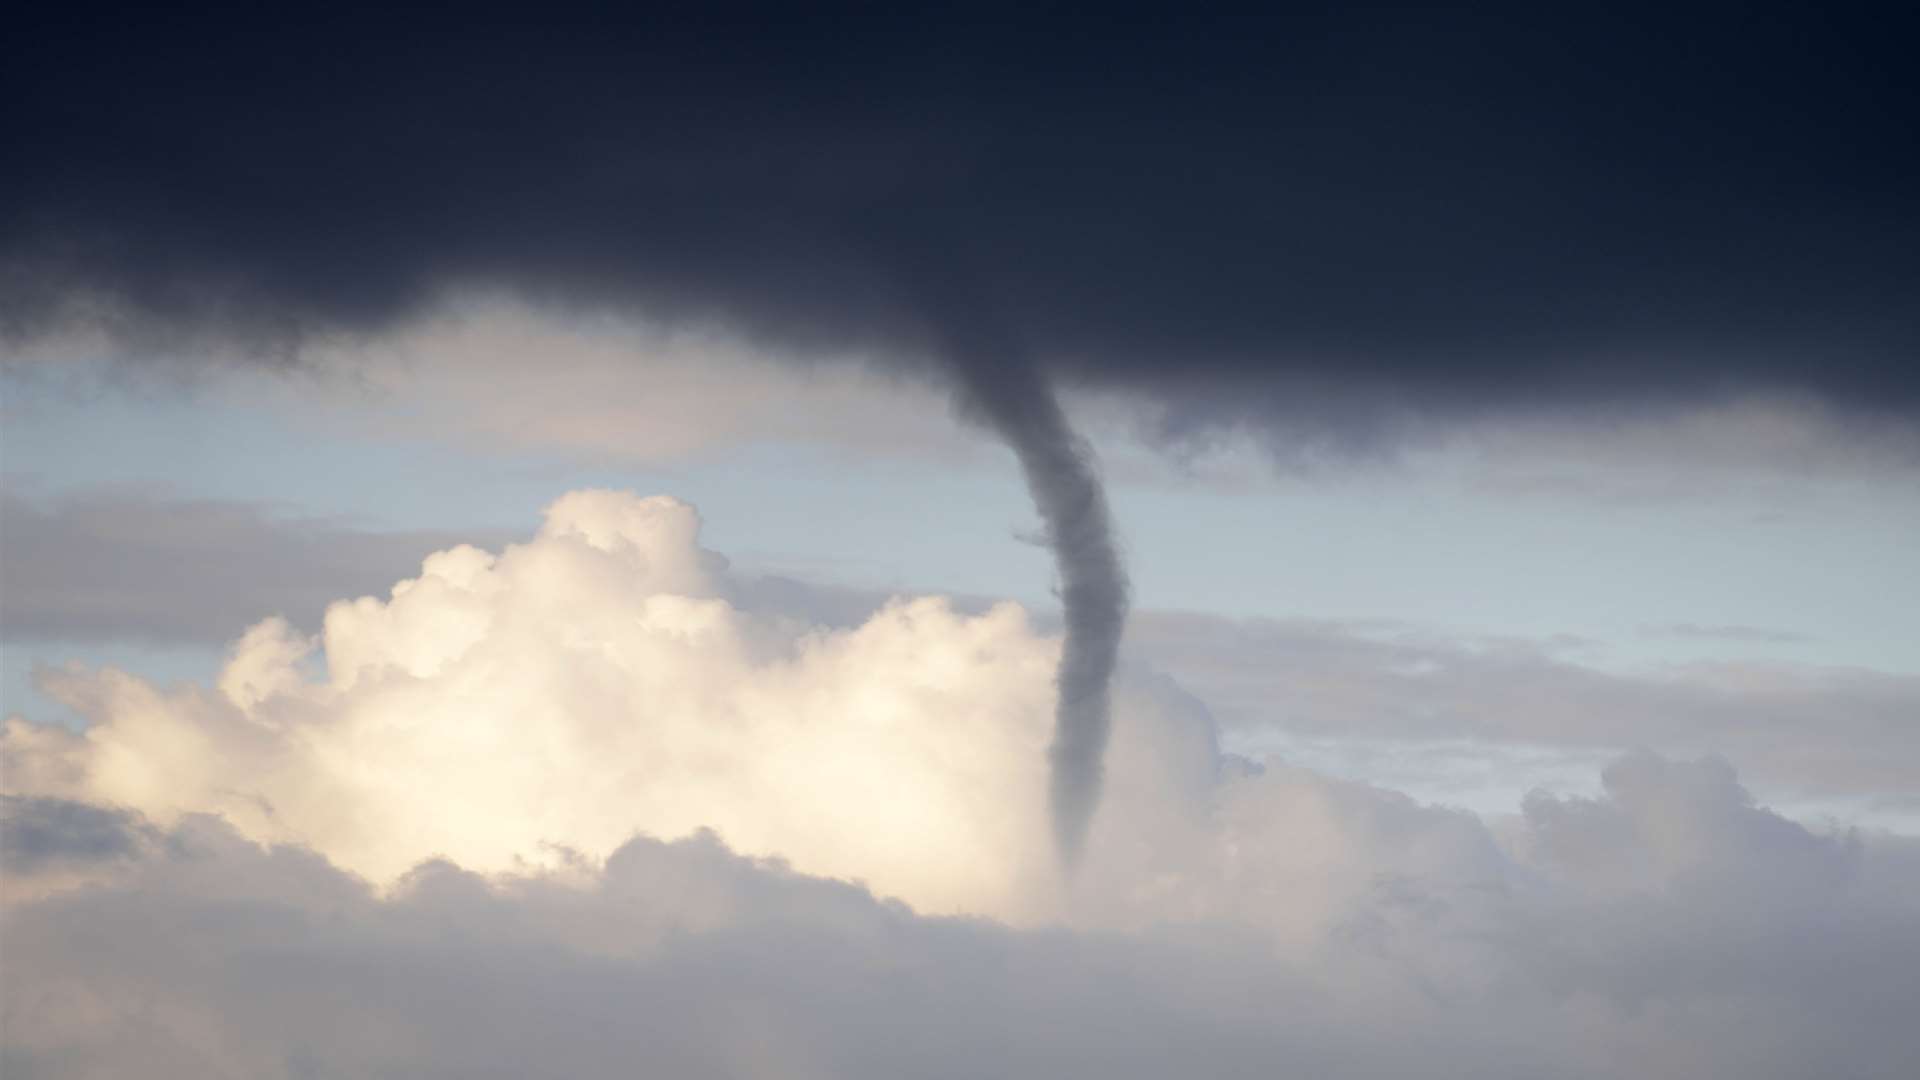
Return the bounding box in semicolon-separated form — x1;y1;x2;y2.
992;374;1128;869
923;301;1129;870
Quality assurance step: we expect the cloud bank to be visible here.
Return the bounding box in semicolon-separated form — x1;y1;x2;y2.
5;489;1920;1076
6;761;1918;1077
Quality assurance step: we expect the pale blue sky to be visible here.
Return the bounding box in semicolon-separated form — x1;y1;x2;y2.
8;374;1916;671
5;359;1918;830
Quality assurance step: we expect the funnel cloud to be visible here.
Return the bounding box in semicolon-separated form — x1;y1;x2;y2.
904;258;1129;867
956;355;1128;868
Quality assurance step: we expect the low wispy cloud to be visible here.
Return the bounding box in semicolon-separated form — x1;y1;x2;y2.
0;488;512;645
1640;622;1814;644
1129;612;1920;815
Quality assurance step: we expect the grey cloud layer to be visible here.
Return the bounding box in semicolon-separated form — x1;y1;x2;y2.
6;751;1919;1079
0;490;512;644
1131;612;1920;806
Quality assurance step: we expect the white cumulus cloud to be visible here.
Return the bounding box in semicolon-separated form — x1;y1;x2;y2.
5;489;1919;1077
6;490;1082;917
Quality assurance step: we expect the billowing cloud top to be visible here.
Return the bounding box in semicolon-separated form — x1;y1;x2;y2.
6;492;1065;913
6;8;1917;442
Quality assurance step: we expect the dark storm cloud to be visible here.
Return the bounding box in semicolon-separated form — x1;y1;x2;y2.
4;6;1916;435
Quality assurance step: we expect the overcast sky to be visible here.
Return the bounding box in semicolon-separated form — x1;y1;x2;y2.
4;7;1918;1078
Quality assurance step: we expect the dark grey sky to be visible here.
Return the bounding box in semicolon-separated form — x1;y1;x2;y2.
5;6;1916;441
